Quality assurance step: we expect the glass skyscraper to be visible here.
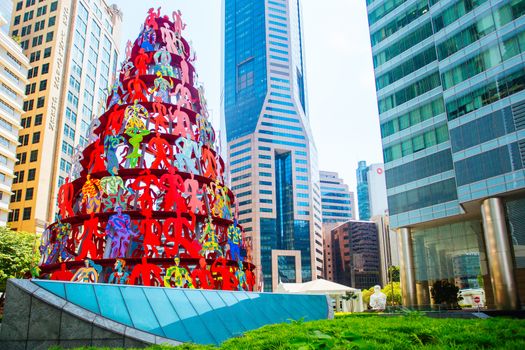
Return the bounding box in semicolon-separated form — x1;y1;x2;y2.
319;171;356;281
356;160;371;220
223;0;322;291
319;171;355;223
367;0;525;309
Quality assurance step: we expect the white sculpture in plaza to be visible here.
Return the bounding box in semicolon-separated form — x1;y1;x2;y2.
369;285;387;311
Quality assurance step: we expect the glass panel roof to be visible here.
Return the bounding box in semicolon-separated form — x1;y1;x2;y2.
33;280;329;345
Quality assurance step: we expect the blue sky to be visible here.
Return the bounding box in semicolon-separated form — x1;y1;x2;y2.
110;0;382;193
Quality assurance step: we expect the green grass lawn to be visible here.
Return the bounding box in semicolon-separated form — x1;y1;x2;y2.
55;313;525;350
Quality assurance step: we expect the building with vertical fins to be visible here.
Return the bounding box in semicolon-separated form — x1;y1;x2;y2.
367;0;525;309
0;11;30;226
223;0;323;291
8;0;121;232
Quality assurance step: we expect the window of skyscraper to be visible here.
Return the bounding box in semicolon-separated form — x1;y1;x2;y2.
29;150;38;162
34;114;42;126
237;58;254;91
27;169;35;181
22;207;31;220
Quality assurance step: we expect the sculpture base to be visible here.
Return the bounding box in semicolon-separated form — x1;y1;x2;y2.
0;279;331;349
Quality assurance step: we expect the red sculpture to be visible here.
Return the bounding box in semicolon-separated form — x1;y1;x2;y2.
141;211;163;258
159;168;186;212
38;9;256;292
57;177;74;219
127;76;149;103
76;213;102;260
191;257;215;289
146;7;161;30
148;132;173;170
50;263;74;281
151;102;169;133
105;104;125;136
162;216;197;258
134;48;151;76
170;105;193;139
201;146;218;179
87;139;106;173
129;257;162;286
185;175;205;215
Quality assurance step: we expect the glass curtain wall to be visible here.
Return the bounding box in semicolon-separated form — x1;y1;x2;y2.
412;221;486;303
278;256;297;283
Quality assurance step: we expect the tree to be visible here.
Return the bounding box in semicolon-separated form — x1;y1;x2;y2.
431;280;461;309
361;283;401;308
388;266;400;282
361;286;374;306
383;282;402;305
0;227;40;296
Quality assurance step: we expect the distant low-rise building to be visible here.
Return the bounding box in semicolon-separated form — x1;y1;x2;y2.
329;220;381;290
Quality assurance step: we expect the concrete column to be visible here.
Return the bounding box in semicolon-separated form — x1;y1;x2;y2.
416;281;431;308
481;198;520;310
398;228;417;307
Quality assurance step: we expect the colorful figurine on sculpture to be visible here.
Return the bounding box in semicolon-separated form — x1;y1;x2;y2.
71;259;102;283
164;256;194;288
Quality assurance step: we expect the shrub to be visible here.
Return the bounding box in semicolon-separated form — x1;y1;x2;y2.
431;280;462;309
0;227;40;293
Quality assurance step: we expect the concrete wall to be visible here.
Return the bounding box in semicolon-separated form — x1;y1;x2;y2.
0;279;178;349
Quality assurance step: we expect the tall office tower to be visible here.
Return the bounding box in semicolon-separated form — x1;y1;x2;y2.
357;161;388;220
224;0;323;291
356;160;370;220
365;162;397;286
329;220;381;289
8;0;122;233
367;0;525;309
0;14;30;226
319;170;356;280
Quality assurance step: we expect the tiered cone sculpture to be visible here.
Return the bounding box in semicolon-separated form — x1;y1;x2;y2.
39;9;256;291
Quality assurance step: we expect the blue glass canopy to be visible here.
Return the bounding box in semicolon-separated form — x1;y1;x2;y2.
33;280;329;345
